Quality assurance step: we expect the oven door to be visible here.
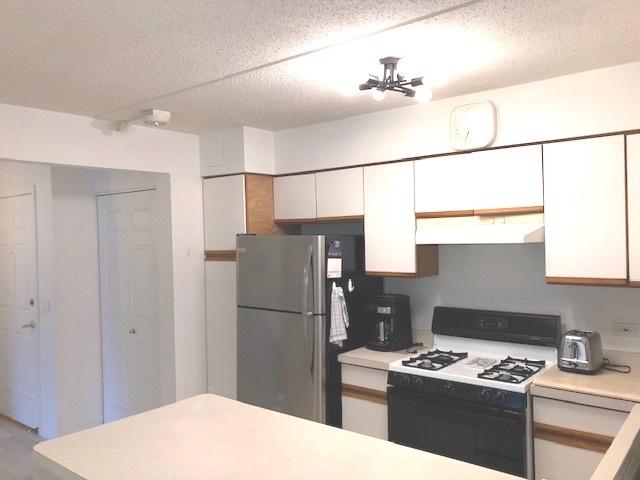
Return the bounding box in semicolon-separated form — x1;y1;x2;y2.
387;385;526;477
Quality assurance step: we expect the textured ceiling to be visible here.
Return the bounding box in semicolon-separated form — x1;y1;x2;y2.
1;0;639;133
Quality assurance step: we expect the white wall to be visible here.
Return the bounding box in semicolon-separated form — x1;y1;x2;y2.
275;62;640;173
0;103;205;405
386;244;640;354
51;167;103;435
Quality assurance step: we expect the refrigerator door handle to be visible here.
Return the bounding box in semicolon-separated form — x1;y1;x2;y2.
302;245;315;378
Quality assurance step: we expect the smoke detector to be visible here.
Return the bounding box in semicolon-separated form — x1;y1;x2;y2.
140;109;171;127
116;109;171;131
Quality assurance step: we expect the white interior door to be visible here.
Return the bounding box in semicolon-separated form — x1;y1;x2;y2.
0;193;39;428
98;190;161;423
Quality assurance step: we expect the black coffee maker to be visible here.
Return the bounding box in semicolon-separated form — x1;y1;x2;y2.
366;294;412;352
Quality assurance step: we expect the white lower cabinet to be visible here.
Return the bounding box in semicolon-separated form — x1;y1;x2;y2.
533;395;628;480
341;364;388;440
205;261;237;399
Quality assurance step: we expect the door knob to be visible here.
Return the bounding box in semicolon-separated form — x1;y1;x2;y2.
129;328;136;334
29;298;34;306
21;321;36;329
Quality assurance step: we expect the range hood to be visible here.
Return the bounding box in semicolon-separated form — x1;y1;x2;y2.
416;213;545;245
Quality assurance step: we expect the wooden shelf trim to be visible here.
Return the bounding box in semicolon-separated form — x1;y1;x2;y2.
533;422;614;453
341;384;387;405
416;206;543;219
205;250;237;262
274;217;320;225
365;271;418;278
315;215;364;223
275;215;364;225
546;277;628;287
629;280;640;287
416;210;474;219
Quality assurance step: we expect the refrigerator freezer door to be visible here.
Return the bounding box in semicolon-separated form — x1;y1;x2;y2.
237;307;325;422
237;235;325;314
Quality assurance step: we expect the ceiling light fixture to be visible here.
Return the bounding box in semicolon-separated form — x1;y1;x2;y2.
359;57;430;101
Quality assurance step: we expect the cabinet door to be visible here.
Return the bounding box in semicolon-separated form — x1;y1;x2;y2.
628;134;640;284
533;396;627;480
364;162;416;275
414;153;477;214
341;395;388;440
414;145;543;214
315;167;364;220
470;145;543;212
543;136;627;284
341;364;388;440
273;174;316;222
203;175;246;251
206;261;237;399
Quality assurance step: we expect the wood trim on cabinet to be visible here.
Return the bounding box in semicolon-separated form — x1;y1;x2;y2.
628;280;640;287
205;250;237;261
474;205;544;216
416;245;439;277
365;271;419;278
341;384;387;405
274;217;319;225
315;215;364;223
415;206;543;219
546;277;628;287
416;210;474;219
533;422;614;453
244;174;285;235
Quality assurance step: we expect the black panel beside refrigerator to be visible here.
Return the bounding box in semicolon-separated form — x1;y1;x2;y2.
323;236;382;427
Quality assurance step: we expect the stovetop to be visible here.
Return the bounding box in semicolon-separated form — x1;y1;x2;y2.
389;335;557;394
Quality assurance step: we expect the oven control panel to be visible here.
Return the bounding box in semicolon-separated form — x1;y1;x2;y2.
387;372;526;412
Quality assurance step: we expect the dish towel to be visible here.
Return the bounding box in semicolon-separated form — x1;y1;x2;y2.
329;282;349;347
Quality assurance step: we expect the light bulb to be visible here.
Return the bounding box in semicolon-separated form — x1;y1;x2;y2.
371;88;386;102
414;86;433;103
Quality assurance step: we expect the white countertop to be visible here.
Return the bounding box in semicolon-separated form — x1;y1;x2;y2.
338;346;427;370
532;365;640;404
35;394;519;480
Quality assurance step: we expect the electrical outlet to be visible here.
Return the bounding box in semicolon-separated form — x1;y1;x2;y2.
613;322;639;337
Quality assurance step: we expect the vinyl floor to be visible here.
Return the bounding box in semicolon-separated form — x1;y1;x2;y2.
0;415;65;480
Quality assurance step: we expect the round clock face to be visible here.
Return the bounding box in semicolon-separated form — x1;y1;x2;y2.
450;101;496;151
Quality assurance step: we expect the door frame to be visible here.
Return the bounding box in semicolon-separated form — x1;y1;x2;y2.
0;186;41;429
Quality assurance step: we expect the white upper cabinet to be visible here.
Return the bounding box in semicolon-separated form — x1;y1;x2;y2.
315;167;364;220
470;146;543;211
364;162;416;274
627;134;640;284
414;145;543;214
203;175;246;251
543;136;627;283
273;174;316;221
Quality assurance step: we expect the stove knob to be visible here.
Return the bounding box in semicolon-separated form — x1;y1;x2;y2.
400;374;411;387
412;376;424;388
494;391;506;405
443;382;456;396
479;388;491;402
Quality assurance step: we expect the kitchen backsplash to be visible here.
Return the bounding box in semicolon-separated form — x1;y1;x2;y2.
386;244;640;354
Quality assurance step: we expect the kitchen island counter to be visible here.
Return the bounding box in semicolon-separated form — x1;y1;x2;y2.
35;394;519;480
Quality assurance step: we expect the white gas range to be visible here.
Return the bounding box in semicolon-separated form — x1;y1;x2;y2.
386;306;561;479
389;334;558;394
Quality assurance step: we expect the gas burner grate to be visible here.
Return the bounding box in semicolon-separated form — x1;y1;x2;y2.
478;356;546;384
401;349;468;371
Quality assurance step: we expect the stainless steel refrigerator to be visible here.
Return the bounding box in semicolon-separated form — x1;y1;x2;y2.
236;234;381;425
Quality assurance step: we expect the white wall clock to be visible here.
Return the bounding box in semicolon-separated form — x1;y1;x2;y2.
450;100;497;151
